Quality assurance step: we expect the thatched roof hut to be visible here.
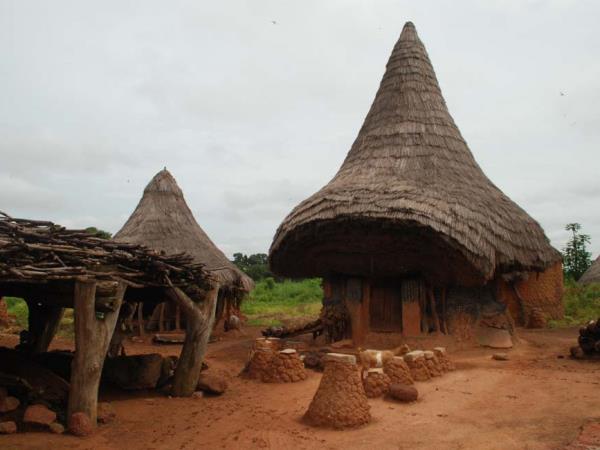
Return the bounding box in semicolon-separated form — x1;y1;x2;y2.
115;169;254;302
269;22;562;342
579;257;600;285
270;22;560;285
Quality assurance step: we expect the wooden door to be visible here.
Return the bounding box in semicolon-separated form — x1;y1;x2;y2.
369;283;402;332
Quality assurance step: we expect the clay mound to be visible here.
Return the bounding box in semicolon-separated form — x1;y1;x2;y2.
304;353;370;429
423;351;442;377
433;347;455;371
363;369;391;398
404;351;431;382
245;348;274;380
262;349;307;383
384;357;414;385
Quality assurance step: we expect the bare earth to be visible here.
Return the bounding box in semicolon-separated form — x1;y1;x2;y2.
2;327;599;450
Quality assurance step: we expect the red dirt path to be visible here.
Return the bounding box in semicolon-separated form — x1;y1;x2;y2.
1;327;600;450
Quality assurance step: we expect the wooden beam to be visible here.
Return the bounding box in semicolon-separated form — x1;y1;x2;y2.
166;282;219;397
68;280;125;427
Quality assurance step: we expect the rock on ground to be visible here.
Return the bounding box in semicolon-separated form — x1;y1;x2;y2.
493;353;510;361
103;354;163;390
23;404;56;426
196;373;228;395
388;384;419;402
0;421;17;434
49;422;65;434
0;396;20;413
69;412;94;437
97;402;116;424
477;327;513;349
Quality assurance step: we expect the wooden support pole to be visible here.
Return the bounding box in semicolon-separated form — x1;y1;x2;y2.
137;302;145;337
26;300;65;354
68;280;125;426
428;288;441;334
158;303;166;332
175;305;181;331
166;282;219;397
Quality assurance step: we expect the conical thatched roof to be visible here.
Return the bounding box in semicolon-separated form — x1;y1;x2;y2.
269;22;560;285
115;169;254;293
579;256;600;285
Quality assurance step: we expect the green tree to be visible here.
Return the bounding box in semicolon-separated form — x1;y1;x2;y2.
562;223;592;280
232;253;272;281
85;227;112;239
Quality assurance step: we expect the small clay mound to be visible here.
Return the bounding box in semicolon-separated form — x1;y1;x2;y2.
245;348;274;380
404;351;430;381
423;351;442;377
304;353;370;429
383;357;414;385
433;347;455;371
262;349;307;383
254;337;281;352
363;368;391;398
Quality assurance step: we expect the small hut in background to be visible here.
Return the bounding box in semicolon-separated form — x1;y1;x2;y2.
579;256;600;285
269;22;563;344
114;169;254;333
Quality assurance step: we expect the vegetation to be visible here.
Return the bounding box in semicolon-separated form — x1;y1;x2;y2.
562;223;592;281
232;253;272;281
241;278;322;327
85;227;112;239
549;279;600;327
4;297;74;338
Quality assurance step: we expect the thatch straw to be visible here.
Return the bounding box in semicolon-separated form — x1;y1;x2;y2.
115;169;254;293
579;257;600;285
269;22;560;284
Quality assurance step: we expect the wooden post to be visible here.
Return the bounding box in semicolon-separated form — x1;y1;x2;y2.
166;282;219;397
68;280;125;426
26;300;65;354
158;303;166;332
175;305;181;331
428;288;441;334
137;302;145;337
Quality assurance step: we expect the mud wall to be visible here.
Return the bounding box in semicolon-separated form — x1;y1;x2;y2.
496;262;564;324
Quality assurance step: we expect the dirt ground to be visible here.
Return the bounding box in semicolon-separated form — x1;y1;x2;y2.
2;327;600;450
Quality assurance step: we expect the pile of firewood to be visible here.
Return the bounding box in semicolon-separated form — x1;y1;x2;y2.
0;212;211;292
577;319;600;355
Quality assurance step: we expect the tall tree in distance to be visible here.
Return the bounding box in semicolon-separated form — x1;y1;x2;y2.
232;253;272;281
562;223;592;280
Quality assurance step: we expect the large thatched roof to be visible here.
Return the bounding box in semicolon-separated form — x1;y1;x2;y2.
115;169;254;293
579;256;600;285
269;22;560;285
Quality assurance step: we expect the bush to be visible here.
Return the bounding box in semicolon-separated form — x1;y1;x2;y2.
549;280;600;327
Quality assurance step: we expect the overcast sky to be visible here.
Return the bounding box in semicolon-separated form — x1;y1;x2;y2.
1;0;598;259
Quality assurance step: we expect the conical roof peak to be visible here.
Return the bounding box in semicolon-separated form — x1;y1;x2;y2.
144;168;183;196
399;21;418;41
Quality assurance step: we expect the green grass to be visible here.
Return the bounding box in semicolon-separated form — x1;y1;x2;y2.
241;278;323;327
549;280;600;328
5;297;75;338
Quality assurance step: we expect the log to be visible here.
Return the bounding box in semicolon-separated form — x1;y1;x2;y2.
166;282;219;397
26;300;65;354
68;280;125;426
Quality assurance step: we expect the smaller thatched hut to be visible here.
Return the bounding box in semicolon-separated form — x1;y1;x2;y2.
579;256;600;285
114;169;254;331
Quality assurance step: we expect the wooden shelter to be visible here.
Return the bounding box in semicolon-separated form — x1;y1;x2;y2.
579;256;600;285
0;212;217;429
114;169;254;331
269;22;563;343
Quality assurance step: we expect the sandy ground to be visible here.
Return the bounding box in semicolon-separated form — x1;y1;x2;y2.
2;327;600;450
